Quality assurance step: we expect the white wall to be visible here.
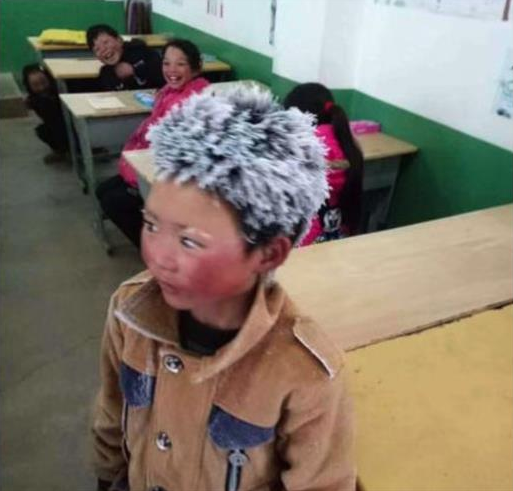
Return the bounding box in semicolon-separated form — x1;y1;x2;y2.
271;0;327;82
351;2;513;150
153;0;512;150
153;0;273;56
319;0;365;88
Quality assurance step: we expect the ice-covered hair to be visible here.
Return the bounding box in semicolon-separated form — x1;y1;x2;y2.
147;87;328;245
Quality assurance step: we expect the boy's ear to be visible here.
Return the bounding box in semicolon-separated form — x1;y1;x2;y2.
255;236;293;273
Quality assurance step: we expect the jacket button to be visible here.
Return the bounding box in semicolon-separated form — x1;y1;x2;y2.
156;431;172;451
163;354;184;374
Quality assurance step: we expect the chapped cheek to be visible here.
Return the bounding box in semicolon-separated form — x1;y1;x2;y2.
189;252;243;297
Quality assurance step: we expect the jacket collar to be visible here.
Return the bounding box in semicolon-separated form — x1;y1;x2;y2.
115;277;286;383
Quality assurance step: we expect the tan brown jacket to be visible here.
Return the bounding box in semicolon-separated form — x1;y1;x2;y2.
92;270;355;491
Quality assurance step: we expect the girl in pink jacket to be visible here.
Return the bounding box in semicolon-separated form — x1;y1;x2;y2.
284;83;364;245
96;39;209;248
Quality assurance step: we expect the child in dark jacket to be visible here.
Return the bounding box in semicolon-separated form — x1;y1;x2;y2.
22;64;68;163
86;24;165;91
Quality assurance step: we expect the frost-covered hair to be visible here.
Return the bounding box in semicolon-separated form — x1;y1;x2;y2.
147;86;328;245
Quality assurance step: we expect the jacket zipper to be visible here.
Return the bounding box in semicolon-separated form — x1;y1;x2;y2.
225;448;248;491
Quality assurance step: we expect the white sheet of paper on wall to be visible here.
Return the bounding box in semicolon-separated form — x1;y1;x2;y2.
493;49;513;119
373;0;509;21
87;96;126;110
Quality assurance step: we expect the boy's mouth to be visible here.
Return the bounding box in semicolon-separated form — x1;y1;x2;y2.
158;279;181;295
101;51;117;64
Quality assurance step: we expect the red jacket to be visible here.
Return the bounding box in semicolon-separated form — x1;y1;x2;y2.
300;124;348;246
119;76;210;187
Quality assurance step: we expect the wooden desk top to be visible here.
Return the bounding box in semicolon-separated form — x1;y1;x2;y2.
277;204;513;350
60;90;153;118
356;132;417;161
28;34;170;51
349;305;513;491
44;57;231;80
330;132;417;169
124;131;418;186
125;138;512;351
45;58;102;80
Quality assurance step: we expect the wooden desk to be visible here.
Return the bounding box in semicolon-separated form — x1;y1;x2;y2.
125;131;417;232
44;57;232;82
348;305;513;491
28;34;170;59
45;57;232;188
277;204;513;350
60;90;153;251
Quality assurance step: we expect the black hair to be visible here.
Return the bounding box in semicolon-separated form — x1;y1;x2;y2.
162;38;202;72
22;63;57;96
283;82;364;234
86;24;120;50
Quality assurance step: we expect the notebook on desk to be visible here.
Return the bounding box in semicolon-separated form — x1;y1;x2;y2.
87;96;126;110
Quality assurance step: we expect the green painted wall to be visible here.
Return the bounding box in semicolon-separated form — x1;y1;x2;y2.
152;13;273;85
349;91;513;227
0;0;125;77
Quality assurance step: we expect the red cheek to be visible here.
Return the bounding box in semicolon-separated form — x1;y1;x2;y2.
185;255;222;294
185;250;251;298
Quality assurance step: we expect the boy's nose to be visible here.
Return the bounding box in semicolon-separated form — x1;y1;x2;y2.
152;239;179;272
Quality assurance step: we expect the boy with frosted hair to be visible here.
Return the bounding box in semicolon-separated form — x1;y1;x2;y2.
92;88;355;491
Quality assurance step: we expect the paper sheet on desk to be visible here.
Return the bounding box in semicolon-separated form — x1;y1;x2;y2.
87;96;125;110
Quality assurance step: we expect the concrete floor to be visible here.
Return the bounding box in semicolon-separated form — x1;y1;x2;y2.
0;114;144;490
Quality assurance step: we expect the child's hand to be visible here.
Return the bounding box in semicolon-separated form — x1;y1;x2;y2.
115;62;135;80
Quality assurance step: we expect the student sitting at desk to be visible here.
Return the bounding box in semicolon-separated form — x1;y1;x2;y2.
96;39;209;248
22;64;68;164
86;24;165;91
284;83;364;245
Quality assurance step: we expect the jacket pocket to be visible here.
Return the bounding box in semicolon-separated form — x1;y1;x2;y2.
208;406;276;491
119;362;155;408
208;406;275;449
119;362;155;466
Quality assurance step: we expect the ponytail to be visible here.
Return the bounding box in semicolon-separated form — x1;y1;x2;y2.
329;104;364;234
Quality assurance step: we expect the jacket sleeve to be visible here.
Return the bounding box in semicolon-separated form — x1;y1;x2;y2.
140;47;165;89
97;66;116;91
91;292;127;484
277;367;356;491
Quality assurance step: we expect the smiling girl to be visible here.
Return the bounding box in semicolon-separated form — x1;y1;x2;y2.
95;39;210;248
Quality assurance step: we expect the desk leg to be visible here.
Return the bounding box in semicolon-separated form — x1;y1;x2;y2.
74;117;113;253
361;157;400;233
364;157;400;232
375;156;400;230
57;79;85;191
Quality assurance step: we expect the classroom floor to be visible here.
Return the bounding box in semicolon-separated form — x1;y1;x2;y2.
0;114;143;490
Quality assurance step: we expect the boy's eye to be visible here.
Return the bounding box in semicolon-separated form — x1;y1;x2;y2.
143;219;158;233
180;236;203;250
